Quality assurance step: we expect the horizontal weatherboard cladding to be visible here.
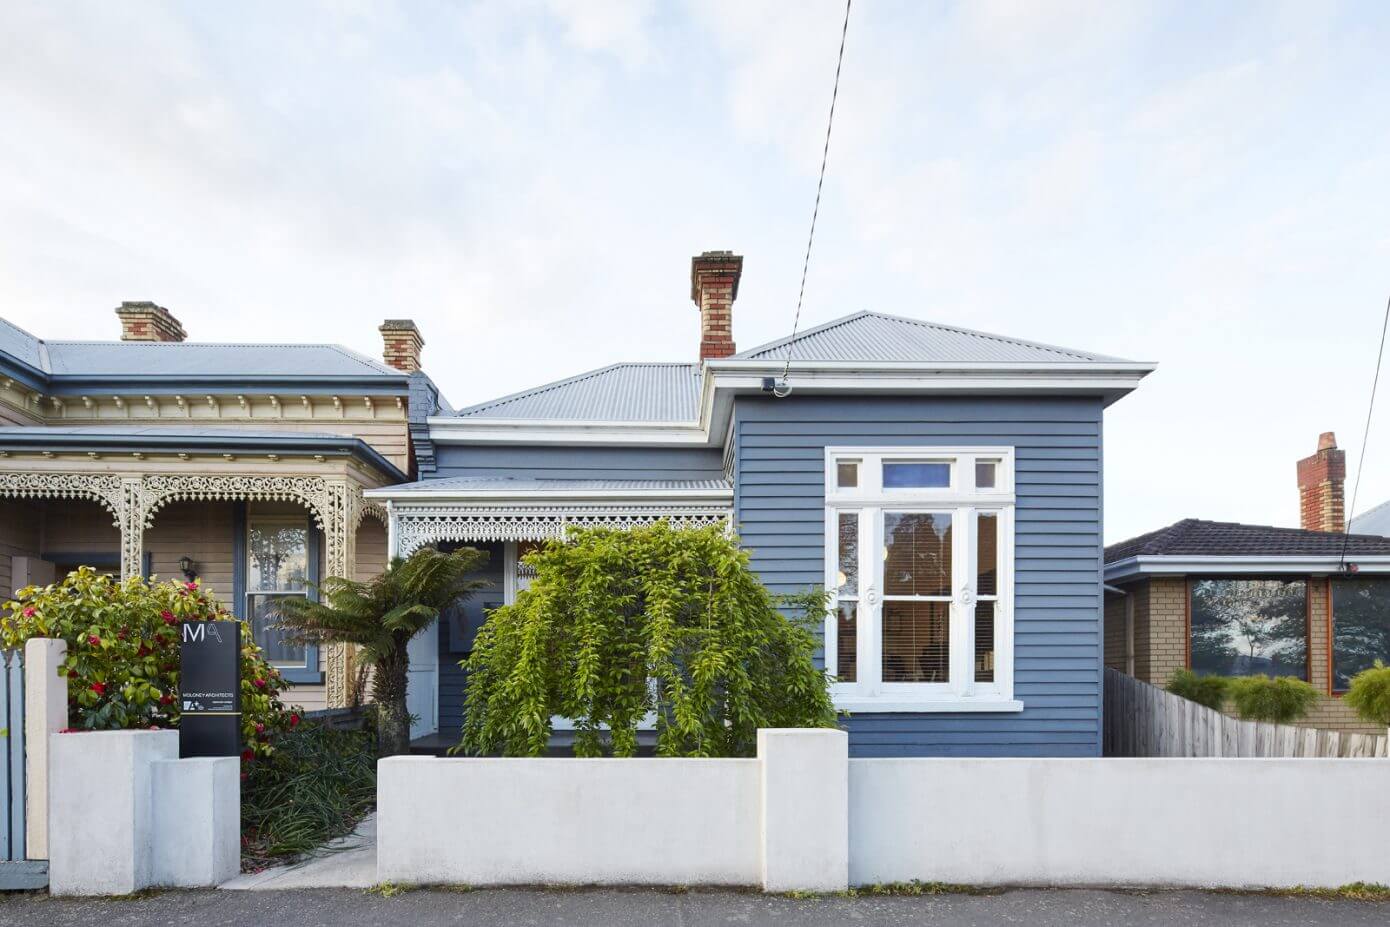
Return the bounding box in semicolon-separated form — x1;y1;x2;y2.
733;394;1104;758
431;445;725;481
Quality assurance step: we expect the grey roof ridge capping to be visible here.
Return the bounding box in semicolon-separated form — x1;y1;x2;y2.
731;310;1132;363
0;426;406;483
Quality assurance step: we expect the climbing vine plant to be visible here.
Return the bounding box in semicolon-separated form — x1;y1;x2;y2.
456;522;837;758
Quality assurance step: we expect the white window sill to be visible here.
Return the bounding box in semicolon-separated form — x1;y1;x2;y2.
833;697;1025;714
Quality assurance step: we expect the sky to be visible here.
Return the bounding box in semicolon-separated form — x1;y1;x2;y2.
1;0;1389;543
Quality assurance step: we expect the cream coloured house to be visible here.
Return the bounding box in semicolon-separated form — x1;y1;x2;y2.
0;303;446;709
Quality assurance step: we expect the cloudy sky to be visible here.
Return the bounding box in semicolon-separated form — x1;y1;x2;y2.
2;1;1388;541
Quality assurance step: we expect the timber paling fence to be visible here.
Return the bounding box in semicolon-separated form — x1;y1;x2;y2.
1103;667;1390;759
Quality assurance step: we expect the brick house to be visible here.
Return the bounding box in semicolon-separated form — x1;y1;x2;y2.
1103;434;1390;733
0;304;448;710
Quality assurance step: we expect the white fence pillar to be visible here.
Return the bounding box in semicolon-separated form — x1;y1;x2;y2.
757;728;848;893
23;638;67;861
48;729;239;895
49;730;176;895
152;757;240;887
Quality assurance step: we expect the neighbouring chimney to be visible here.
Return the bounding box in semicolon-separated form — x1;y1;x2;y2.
115;301;186;342
690;250;743;361
379;319;425;373
1297;431;1346;533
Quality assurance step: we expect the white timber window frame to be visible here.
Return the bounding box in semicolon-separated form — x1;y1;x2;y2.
824;446;1022;713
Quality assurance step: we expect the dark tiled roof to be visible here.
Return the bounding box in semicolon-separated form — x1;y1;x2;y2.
1105;519;1390;562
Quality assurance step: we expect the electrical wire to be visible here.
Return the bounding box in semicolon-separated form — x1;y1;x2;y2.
774;0;852;399
1340;290;1390;570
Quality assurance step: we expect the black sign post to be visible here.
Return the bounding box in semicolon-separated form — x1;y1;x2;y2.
179;620;241;759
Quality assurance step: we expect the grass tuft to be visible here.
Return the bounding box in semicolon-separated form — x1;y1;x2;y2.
365;882;406;898
240;722;377;871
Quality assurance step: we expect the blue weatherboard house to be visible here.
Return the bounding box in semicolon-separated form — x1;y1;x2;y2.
369;251;1154;757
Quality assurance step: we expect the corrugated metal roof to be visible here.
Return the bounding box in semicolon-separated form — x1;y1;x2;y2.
0;318;44;369
376;476;731;495
42;341;399;379
454;363;702;421
1350;499;1390;537
734;311;1123;363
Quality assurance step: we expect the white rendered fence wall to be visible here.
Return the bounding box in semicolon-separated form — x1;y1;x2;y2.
849;758;1390;888
377;729;848;890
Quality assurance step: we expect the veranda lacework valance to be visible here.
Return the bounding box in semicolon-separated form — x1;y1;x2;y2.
393;504;732;554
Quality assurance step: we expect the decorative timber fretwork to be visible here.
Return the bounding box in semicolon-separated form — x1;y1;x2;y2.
393;504;732;556
0;469;389;709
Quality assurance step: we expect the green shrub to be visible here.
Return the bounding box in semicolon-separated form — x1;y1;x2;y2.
1;566;290;758
1343;661;1390;727
1165;669;1229;711
240;720;376;870
1226;674;1319;723
458;522;837;758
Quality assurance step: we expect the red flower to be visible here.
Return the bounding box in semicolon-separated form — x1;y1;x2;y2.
289;713;300;728
67;670;78;678
22;607;35;618
241;749;254;762
186;582;198;592
253;678;266;689
90;682;107;696
87;635;101;646
159;694;173;705
161;610;176;625
255;723;265;734
137;645;151;657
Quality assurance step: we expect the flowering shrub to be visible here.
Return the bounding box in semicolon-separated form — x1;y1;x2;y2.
1;566;292;758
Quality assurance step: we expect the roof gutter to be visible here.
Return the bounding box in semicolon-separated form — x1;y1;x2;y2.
365;484;733;503
428;359;1156;447
1105;554;1390;583
0;430;407;482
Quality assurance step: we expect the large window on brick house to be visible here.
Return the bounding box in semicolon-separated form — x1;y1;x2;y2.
1330;577;1390;692
825;447;1017;711
1189;578;1308;680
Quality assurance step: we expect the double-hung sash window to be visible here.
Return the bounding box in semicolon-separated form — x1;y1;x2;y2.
825;447;1019;712
247;516;314;673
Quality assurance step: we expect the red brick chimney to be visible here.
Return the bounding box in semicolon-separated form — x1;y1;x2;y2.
1297;431;1346;533
690;250;743;361
115;301;186;342
379;319;424;373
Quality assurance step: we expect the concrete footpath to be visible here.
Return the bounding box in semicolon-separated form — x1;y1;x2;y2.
3;887;1389;927
221;814;378;890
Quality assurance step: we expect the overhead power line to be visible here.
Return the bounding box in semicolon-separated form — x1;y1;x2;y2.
774;0;852;399
1341;289;1390;569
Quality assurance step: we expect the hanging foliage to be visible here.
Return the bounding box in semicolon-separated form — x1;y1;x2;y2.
457;522;837;758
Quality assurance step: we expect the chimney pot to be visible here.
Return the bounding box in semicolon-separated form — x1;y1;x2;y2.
1297;432;1346;533
379;319;425;373
690;250;743;361
115;301;187;342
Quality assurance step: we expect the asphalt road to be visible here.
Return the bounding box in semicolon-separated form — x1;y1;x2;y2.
3;887;1389;926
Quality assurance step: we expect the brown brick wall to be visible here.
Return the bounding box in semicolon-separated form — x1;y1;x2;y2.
1143;577;1188;687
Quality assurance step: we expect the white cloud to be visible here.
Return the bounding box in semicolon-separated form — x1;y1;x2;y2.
2;0;1390;543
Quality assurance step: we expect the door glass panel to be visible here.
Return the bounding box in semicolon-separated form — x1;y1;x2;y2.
883;601;950;682
883;461;950;489
883;512;952;597
975;460;998;489
836;461;860;489
977;513;998;597
836;513;859;596
975;601;995;683
836;601;857;682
